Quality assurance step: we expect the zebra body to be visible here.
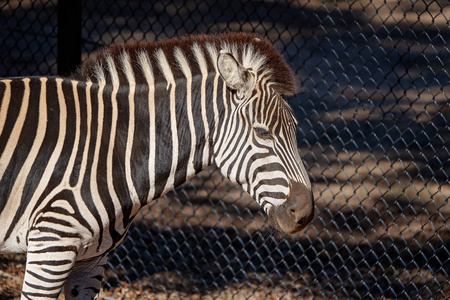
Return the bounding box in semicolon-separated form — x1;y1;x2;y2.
0;33;313;299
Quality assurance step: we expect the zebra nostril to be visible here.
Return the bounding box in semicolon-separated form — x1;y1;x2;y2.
289;208;304;224
288;206;307;223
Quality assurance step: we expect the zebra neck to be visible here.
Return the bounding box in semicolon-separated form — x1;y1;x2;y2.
130;73;224;204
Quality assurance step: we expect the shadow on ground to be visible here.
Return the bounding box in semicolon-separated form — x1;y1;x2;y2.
106;222;449;299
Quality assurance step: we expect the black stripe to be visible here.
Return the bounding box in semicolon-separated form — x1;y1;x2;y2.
28;245;78;254
234;145;253;187
248;161;285;185
205;75;217;164
191;78;206;173
213;88;232;161
0;80;6;104
29;226;81;239
26;270;70;283
22;291;61;299
41;267;72;276
69;81;88;186
257;191;288;201
131;83;151;205
27;259;73;266
35;216;73;228
24;281;64;291
153;82;173;197
174;78;189;186
28;236;60;242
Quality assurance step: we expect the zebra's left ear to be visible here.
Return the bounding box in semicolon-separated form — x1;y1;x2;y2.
217;51;255;100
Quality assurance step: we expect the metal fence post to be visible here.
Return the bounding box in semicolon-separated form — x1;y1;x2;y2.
57;0;82;76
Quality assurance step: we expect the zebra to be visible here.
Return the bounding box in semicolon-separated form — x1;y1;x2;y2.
0;32;313;299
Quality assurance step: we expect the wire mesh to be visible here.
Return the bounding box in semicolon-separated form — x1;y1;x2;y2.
0;0;449;299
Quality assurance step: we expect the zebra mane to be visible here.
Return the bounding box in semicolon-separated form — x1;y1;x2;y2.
74;32;295;95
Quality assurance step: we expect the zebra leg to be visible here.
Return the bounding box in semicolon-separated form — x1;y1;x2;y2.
63;255;108;299
21;197;84;299
21;246;77;299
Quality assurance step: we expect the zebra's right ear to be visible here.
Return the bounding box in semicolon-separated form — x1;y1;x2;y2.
217;51;254;100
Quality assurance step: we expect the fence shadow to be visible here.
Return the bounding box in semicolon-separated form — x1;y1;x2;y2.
106;222;449;299
1;0;449;298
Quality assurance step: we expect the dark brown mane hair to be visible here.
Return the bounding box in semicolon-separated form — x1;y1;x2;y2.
74;32;295;95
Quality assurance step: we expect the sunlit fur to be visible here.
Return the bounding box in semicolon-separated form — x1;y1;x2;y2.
0;33;312;299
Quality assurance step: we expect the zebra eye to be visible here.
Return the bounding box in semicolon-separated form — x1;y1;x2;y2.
254;127;273;140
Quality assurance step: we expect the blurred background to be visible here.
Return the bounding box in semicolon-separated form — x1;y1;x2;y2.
0;0;449;299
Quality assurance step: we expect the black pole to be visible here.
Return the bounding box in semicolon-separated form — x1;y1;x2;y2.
57;0;82;76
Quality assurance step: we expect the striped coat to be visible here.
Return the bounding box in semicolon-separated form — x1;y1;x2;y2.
0;33;313;299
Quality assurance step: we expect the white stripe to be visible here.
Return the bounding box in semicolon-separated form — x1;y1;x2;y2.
50;199;75;215
137;51;156;201
120;52;140;215
89;82;110;232
106;55;119;85
156;49;178;193
205;44;221;152
192;44;210;166
174;47;196;177
105;58;126;233
156;49;175;90
93;63;106;84
62;80;80;185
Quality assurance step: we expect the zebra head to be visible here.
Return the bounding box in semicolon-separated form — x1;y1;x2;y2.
214;48;314;235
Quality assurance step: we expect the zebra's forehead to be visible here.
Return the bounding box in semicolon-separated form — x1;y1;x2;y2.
74;32;295;96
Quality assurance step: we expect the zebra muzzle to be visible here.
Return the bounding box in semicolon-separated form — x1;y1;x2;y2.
268;182;314;234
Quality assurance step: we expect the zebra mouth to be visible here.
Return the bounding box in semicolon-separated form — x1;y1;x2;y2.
265;182;314;234
267;206;312;235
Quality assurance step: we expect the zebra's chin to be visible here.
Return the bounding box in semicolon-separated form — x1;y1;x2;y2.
267;210;313;235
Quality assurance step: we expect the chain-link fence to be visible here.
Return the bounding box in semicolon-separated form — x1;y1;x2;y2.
1;0;449;299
